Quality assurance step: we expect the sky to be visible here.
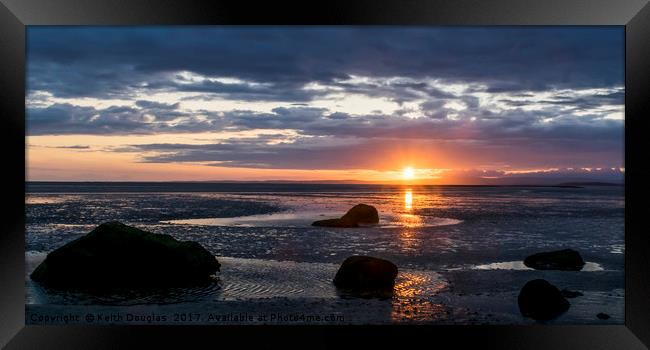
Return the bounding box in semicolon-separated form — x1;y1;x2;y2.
26;26;625;184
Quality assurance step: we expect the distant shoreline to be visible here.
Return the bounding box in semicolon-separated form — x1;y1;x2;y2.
25;181;623;193
25;180;624;186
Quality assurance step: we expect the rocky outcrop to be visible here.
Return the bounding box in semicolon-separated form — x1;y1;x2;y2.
30;221;220;289
518;279;570;320
523;249;585;271
312;204;379;228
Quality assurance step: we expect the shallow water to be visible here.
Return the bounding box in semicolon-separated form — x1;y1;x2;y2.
471;260;604;272
25;183;624;324
163;210;463;229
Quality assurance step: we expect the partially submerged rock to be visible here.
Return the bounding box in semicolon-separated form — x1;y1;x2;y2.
312;204;379;228
30;221;220;289
333;256;397;298
523;249;585;271
518;279;570;321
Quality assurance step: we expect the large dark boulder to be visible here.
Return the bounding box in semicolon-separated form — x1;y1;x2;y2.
312;204;379;227
524;249;585;271
30;221;220;289
333;256;397;298
518;279;570;320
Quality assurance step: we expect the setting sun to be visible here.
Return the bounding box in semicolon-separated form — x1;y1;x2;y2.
403;167;415;180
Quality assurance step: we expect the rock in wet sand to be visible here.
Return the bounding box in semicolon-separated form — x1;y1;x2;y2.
523;249;585;271
31;221;220;289
312;204;379;228
518;279;570;321
333;255;397;298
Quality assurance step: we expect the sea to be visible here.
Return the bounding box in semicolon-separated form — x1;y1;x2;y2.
24;182;625;325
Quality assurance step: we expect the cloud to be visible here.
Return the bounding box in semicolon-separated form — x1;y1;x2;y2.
27;101;623;160
498;88;624;110
442;167;624;185
53;145;91;149
27;27;623;101
26;103;217;135
25;27;624;175
134;100;180;110
31;144;91;149
116;121;623;171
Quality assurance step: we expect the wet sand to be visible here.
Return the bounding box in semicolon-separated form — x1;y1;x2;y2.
25;185;624;325
26;255;623;325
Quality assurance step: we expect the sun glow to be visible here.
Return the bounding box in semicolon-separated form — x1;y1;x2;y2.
403;167;415;180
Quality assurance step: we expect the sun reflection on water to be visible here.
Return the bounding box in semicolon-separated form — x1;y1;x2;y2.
404;189;413;210
394;272;431;297
391;272;448;321
397;214;424;228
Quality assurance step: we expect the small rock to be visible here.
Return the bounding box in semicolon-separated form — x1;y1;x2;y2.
523;249;585;271
518;279;570;321
597;313;611;320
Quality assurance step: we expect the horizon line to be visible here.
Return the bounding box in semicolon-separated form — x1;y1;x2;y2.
25;179;624;186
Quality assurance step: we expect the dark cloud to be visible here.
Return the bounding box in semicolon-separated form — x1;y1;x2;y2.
107;105;623;170
31;144;92;149
143;79;324;102
119;131;623;171
444;168;624;185
26;103;218;135
326;112;351;120
134;100;180;110
498;87;624;110
420;100;453;119
27;102;624;158
53;145;91;149
27;27;623;100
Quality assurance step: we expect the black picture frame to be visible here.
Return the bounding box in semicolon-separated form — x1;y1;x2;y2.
1;0;649;348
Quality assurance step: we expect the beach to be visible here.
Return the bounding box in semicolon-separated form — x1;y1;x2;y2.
25;182;624;325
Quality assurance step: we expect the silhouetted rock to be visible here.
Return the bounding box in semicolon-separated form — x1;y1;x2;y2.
312;218;358;228
560;289;584;298
341;204;379;225
597;313;611;320
333;256;397;298
311;203;379;227
30;221;220;289
523;249;585;271
518;279;570;320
